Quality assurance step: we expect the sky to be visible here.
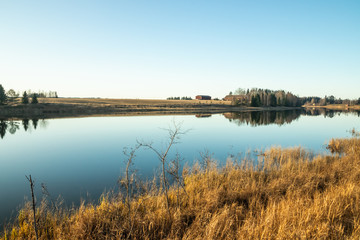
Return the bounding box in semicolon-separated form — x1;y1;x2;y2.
0;0;359;99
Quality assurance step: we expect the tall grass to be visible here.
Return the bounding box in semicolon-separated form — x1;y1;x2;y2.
2;135;360;239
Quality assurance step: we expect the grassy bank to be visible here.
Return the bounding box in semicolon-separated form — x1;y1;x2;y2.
2;135;360;239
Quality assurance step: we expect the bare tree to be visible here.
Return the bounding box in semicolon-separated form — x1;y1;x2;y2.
199;149;215;189
26;175;39;240
138;121;187;216
119;145;141;224
167;152;187;210
6;89;18;100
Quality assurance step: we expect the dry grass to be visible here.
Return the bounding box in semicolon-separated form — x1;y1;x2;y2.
2;136;360;239
40;98;231;106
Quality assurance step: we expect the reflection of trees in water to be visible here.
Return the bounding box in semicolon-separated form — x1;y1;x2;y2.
303;109;360;118
22;119;29;131
225;109;360;127
0;119;47;139
32;119;39;129
224;110;302;127
8;121;20;134
0;120;7;139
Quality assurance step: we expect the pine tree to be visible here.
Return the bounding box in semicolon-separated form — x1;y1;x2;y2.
31;94;38;104
270;94;277;106
0;84;7;104
22;91;29;104
251;94;261;107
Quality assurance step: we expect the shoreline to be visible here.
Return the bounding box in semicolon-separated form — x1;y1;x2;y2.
0;98;303;119
1;98;358;119
303;104;360;110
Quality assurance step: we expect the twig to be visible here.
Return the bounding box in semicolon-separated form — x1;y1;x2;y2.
26;175;38;240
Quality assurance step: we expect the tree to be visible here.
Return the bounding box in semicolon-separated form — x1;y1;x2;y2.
328;95;335;104
7;89;18;98
251;94;261;107
234;88;246;95
0;84;7;104
22;91;29;104
357;98;360;105
139;122;187;217
269;94;277;107
119;144;141;236
31;94;38;104
319;98;327;106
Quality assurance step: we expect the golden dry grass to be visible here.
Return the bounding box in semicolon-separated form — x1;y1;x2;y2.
2;136;360;239
39;98;231;106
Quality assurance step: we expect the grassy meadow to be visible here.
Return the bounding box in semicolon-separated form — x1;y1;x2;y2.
2;133;360;239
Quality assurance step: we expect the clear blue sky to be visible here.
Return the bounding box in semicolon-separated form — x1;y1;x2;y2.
1;1;359;99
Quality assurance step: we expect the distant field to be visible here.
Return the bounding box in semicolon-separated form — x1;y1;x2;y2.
1;98;234;119
39;98;232;106
4;98;356;119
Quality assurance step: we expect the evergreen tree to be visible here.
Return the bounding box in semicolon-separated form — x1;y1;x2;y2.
31;94;38;104
0;84;7;104
251;94;261;107
22;91;29;104
270;94;277;106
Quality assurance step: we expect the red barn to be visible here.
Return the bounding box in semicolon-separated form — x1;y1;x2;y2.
196;95;211;100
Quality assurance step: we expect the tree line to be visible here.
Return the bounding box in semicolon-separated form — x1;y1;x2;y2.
167;96;192;100
0;84;58;105
228;88;301;107
228;88;360;107
302;95;360;106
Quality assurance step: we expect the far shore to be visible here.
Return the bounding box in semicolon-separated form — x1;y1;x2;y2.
303;104;360;110
0;98;357;119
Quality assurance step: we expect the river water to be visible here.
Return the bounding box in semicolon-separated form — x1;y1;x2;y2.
0;109;359;226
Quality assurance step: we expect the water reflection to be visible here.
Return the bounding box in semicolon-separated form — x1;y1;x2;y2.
223;110;301;126
223;109;360;127
303;108;360;118
1;110;359;139
0;119;47;139
22;119;29;131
